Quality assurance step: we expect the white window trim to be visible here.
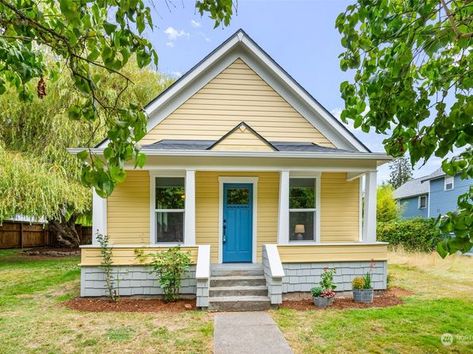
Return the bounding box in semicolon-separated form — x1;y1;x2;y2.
287;173;321;244
218;176;258;264
149;171;186;246
444;176;454;191
418;195;427;209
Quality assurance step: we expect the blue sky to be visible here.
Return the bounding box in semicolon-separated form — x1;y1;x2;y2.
144;0;449;183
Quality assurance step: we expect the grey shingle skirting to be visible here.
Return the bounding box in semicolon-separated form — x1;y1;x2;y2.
281;261;387;293
80;266;196;297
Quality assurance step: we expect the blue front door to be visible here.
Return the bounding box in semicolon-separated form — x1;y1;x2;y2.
223;183;253;263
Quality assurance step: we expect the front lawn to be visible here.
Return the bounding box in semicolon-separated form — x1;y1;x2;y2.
0;249;213;354
272;251;473;353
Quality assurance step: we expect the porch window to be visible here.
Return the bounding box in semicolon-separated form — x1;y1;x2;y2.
155;177;185;243
289;177;316;241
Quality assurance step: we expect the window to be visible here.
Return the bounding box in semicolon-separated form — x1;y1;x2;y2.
155;177;185;243
289;178;316;241
418;195;427;209
444;176;454;191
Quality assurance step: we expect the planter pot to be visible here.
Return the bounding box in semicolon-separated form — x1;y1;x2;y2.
313;296;334;308
353;289;374;303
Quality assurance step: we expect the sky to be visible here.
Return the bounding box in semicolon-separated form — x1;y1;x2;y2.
143;0;451;184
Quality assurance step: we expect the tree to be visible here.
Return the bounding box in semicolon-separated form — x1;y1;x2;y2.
0;61;172;247
336;0;472;256
388;157;413;189
0;0;235;198
377;184;400;223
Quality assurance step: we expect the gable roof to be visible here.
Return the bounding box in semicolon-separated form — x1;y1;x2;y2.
393;178;430;200
420;167;445;182
97;29;371;152
207;122;278;151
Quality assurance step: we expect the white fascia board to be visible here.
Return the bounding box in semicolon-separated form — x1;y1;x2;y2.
68;147;391;160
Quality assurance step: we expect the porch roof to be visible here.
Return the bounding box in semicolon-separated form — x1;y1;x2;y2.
143;139;353;153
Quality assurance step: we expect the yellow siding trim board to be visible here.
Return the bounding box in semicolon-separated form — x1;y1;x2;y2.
277;243;388;263
80;246;198;266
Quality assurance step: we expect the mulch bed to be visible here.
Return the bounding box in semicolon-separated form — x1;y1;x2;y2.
64;297;196;313
22;247;80;257
280;287;413;311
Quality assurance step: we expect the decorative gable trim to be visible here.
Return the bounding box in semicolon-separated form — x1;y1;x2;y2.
208;122;278;151
97;29;370;152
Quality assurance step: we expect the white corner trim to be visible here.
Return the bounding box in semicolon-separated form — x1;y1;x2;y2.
362;171;377;243
359;176;363;242
218;176;258;263
277;171;290;244
265;244;285;278
92;190;107;245
196;245;210;280
184;170;196;246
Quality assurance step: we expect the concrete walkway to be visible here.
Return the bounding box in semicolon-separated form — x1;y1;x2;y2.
214;312;293;354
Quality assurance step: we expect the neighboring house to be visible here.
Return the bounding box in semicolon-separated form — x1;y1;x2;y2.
394;168;473;219
71;30;391;310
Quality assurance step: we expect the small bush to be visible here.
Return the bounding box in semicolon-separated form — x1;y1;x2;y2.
136;247;191;302
352;277;365;290
377;218;445;252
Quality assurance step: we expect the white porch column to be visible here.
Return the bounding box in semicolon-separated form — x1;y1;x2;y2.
278;170;290;244
363;171;377;243
184;169;196;245
92;189;107;245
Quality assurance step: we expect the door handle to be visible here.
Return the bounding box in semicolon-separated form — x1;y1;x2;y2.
223;219;227;243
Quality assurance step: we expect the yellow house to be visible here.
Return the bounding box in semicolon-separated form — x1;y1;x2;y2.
75;30;390;310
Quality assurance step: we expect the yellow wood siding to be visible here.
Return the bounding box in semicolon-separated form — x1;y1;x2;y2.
277;244;387;263
320;172;360;242
80;246;198;266
107;170;150;244
211;127;275;152
141;59;334;147
195;171;279;263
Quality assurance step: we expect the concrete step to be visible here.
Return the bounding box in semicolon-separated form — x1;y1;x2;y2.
210;275;267;287
211;264;264;277
209;295;271;311
210;285;268;297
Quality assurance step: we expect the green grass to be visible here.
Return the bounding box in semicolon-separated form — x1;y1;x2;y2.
272;253;473;353
0;249;213;353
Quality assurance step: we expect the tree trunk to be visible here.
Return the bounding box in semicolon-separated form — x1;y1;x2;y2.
48;213;81;248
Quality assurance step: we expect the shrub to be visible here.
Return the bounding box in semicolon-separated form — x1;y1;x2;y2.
377;184;400;222
377;218;445;252
352;276;365;290
135;247;191;302
311;286;322;297
96;234;118;302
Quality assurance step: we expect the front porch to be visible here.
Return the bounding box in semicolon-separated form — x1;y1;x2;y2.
83;157;388;307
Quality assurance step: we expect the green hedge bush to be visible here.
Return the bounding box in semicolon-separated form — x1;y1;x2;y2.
377;218;445;253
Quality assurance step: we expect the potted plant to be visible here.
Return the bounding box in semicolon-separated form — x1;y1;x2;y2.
311;268;337;308
352;272;374;303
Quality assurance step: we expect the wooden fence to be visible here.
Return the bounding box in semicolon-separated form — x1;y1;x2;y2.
0;221;92;249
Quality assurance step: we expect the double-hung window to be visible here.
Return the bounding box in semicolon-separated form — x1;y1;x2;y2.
418;195;427;209
155;177;185;243
289;177;317;241
444;176;454;191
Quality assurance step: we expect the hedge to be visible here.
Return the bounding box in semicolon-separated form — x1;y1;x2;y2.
377;218;445;253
